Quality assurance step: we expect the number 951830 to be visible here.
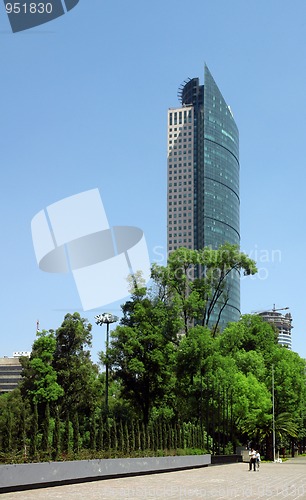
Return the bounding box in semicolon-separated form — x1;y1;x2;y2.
5;3;53;14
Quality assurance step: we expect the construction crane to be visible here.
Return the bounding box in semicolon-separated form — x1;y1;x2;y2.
272;304;289;313
252;305;289;314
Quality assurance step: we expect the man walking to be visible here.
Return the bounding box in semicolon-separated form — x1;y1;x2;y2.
249;448;257;471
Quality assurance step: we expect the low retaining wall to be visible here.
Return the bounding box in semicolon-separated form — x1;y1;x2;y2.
0;454;211;493
211;454;242;465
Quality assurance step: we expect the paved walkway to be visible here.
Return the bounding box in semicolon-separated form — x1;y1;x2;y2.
2;457;306;499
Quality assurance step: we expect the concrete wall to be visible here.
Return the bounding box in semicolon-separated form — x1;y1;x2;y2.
211;454;242;465
242;450;251;462
0;454;211;492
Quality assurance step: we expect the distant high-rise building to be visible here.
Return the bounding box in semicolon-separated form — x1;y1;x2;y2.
258;309;293;349
0;352;30;393
167;65;240;328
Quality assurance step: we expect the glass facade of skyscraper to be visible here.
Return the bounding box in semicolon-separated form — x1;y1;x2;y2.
167;65;240;328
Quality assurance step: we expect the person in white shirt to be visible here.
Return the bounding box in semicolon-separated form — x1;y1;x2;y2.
249;448;257;471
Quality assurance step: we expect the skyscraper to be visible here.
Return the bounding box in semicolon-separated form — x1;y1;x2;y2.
167;65;240;328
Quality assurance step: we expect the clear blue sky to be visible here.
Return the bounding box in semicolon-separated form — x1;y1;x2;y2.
1;0;305;362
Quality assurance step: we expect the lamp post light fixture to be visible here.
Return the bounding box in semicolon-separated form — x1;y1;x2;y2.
272;364;276;462
95;313;118;414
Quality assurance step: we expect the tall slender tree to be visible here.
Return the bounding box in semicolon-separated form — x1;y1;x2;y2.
106;288;177;424
53;313;99;422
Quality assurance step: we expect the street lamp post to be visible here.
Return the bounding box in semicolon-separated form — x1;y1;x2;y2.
272;364;276;462
95;313;118;414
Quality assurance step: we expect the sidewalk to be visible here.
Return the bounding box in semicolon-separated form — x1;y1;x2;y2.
2;457;306;499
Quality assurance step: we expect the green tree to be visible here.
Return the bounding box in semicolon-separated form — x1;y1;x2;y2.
271;349;306;417
52;405;61;460
20;330;64;405
175;325;216;421
29;402;38;459
152;244;257;335
106;289;176;424
233;371;272;441
0;389;27;456
53;313;99;420
41;401;50;452
19;330;64;459
219;315;278;359
62;410;70;454
219;315;306;457
72;411;80;453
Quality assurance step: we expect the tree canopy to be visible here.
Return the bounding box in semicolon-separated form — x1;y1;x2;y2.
1;247;305;463
152;244;257;334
